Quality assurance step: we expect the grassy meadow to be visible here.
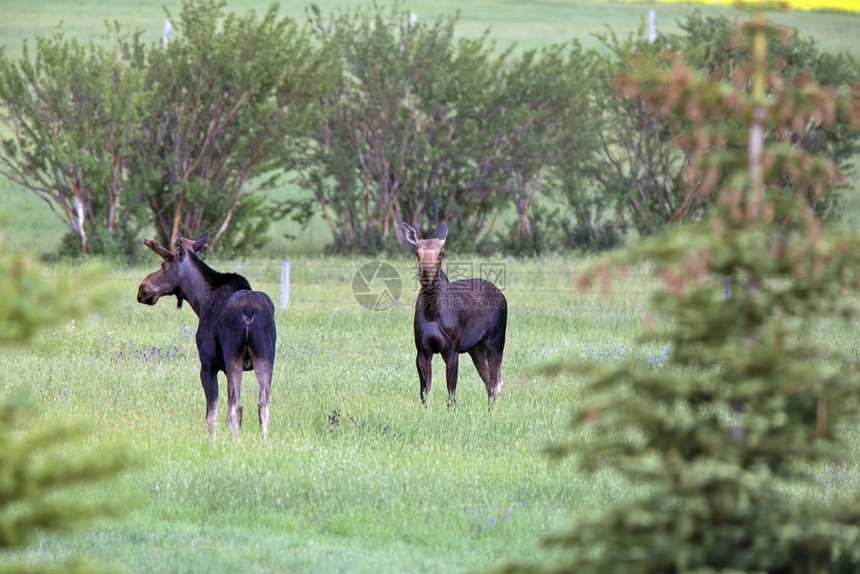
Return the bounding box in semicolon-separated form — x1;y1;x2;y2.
0;254;669;573
2;1;860;573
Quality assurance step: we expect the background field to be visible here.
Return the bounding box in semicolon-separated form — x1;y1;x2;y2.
2;0;860;257
1;1;860;573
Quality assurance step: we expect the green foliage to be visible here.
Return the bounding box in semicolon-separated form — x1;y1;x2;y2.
675;10;860;221
2;3;859;258
134;0;332;255
288;6;860;256
504;14;860;574
530;13;860;255
296;4;599;254
0;239;96;346
680;10;860;166
0;25;147;256
0;0;331;258
0;398;130;550
532;26;685;251
493;41;604;255
297;4;498;252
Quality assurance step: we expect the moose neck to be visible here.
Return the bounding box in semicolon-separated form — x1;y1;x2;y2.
418;268;450;316
424;267;450;291
175;255;220;317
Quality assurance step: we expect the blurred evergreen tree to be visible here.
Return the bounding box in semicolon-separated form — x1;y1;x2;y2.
499;12;860;574
0;232;130;573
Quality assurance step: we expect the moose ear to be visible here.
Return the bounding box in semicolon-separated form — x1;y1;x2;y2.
400;222;420;247
193;231;209;255
192;229;209;255
177;236;208;256
174;235;191;259
143;238;172;259
437;221;448;243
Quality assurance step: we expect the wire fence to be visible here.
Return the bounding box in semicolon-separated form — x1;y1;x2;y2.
55;258;859;312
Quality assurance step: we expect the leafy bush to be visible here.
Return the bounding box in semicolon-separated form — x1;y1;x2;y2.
0;0;331;257
537;12;860;255
294;5;600;254
134;0;332;255
0;26;147;256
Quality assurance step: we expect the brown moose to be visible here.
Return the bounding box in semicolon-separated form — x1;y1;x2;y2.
400;221;507;407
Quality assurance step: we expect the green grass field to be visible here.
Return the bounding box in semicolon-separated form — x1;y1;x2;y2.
2;0;859;60
0;255;659;573
1;1;860;572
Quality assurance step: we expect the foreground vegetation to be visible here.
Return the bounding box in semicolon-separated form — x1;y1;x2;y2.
511;11;860;570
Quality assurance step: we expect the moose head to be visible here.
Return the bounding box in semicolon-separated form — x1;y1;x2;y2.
137;232;209;307
400;221;448;288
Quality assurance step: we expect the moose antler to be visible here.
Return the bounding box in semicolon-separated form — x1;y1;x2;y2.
143;238;173;259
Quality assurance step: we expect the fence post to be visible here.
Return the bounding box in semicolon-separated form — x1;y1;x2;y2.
163;20;171;50
648;10;656;44
280;262;290;309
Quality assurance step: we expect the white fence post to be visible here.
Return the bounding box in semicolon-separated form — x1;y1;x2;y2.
280;261;291;309
163;20;171;50
648;10;656;44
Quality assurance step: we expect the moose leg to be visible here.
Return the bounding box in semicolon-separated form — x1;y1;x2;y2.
253;359;273;440
468;346;494;402
224;359;243;436
200;365;219;437
486;349;505;407
417;351;433;404
443;350;459;408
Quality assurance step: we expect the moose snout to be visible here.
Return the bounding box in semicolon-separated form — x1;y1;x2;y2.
137;284;157;305
417;263;439;286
